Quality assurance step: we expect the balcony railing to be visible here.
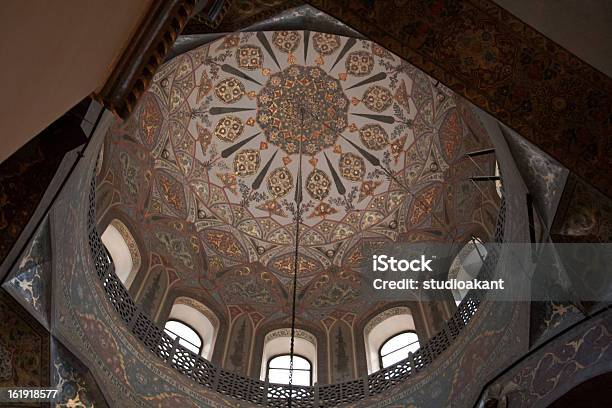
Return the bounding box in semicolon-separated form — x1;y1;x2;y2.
87;172;506;407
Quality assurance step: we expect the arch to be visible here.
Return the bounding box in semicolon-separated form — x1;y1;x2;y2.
167;297;219;359
448;238;488;305
378;331;420;369
100;219;141;288
155;287;228;365
363;307;418;374
266;354;312;386
164;319;203;355
260;328;318;384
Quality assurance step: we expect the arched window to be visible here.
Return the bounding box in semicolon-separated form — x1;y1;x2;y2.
379;331;420;369
166;298;219;359
164;319;202;355
448;238;488;305
260;329;317;384
101;219;141;288
364;307;419;373
266;354;312;386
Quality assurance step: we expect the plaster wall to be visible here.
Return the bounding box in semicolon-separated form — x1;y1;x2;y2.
168;303;217;359
365;313;417;374
0;0;152;163
101;224;134;287
259;335;318;383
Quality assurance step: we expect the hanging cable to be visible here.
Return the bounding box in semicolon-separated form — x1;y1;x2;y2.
304;108;459;240
287;105;305;407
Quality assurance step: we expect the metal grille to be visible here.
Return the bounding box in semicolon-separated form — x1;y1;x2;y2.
87;171;506;406
171;345;197;374
103;270;137;323
190;357;218;388
319;379;366;406
267;384;315;408
133;312;163;353
216;371;266;405
158;333;175;362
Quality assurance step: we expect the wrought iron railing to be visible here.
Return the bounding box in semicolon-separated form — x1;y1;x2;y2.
87;173;506;407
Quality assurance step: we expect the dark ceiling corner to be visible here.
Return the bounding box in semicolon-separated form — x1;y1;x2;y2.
190;0;233;30
95;0;198;119
183;0;305;34
0;98;92;268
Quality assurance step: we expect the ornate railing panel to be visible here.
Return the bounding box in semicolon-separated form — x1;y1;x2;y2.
87;172;506;407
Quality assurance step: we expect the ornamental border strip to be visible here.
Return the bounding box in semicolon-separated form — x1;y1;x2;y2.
87;171;506;407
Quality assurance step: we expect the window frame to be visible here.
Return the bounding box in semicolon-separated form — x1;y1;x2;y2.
163;319;204;355
450;237;488;306
378;330;420;369
101;220;140;288
266;353;313;386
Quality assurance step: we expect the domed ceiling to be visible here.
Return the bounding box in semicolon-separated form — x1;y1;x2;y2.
99;31;500;325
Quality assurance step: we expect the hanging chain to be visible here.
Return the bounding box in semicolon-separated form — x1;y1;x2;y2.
288;105;305;406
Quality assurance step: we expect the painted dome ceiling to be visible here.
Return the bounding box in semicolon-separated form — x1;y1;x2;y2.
98;30;500;325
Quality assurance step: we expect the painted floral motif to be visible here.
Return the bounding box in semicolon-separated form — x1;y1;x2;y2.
196;123;213;151
139;94;163;148
155;231;194;269
257;199;286;217
359;124;389;150
214;115;244;142
272;31;300;53
359;180;382;201
339;153;365;181
196;70;212;103
267;167;293;198
345;51;374;77
371;43;395;60
233;149;260;176
52;339;107;408
394;79;411;112
156;172;186;214
439;109;461;160
310;202;337;218
236;45;263;70
257;65;348;155
202;230;245;261
214;77;245;103
363;85;393;112
271;255;319;277
306;169;332;200
312;33;341;55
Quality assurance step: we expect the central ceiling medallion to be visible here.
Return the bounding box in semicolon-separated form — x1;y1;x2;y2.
256;65;349;155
